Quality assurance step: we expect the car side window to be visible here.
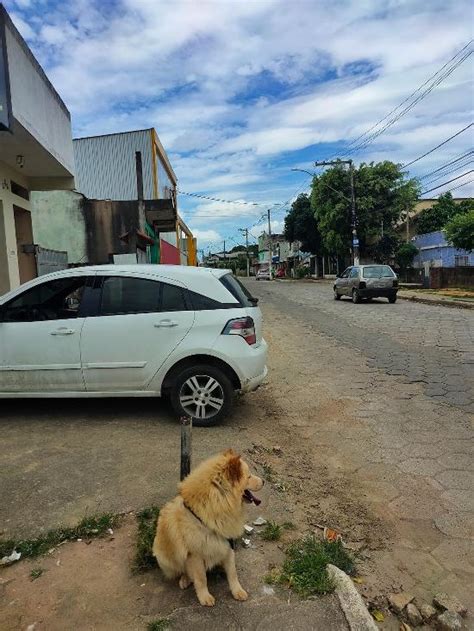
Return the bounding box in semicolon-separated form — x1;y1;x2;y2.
100;276;159;315
349;267;359;278
161;283;188;312
1;277;88;323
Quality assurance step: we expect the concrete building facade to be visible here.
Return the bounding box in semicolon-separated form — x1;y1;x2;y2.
0;4;74;295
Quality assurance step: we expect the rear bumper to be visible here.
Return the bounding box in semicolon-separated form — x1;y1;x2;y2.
240;364;268;393
359;287;398;298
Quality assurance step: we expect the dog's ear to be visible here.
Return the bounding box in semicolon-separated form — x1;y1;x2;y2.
224;454;243;484
223;448;237;457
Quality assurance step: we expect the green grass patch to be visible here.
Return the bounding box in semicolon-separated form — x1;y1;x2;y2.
260;521;283;541
30;567;44;580
0;513;121;561
134;506;160;572
278;536;355;598
147;619;170;631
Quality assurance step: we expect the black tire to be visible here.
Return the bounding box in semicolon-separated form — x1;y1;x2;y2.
170;364;234;427
352;289;361;304
388;294;397;304
334;288;341;300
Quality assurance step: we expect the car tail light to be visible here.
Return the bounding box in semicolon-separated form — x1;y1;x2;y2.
393;279;398;287
222;317;256;345
359;281;366;289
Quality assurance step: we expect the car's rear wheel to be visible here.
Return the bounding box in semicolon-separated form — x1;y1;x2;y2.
170;364;234;427
388;294;397;304
352;289;361;304
334;288;341;300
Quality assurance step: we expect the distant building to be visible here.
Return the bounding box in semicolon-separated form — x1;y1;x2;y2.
0;4;74;294
31;128;197;266
412;230;473;270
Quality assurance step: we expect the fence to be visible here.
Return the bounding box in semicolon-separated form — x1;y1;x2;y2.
430;267;474;289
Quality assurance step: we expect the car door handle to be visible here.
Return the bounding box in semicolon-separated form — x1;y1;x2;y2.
50;328;75;336
154;320;178;328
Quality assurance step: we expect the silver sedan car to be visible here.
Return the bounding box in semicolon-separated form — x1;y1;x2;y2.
334;265;399;303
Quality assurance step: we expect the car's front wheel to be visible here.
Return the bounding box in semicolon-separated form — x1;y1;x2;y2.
388;294;397;304
170;364;234;427
334;288;341;300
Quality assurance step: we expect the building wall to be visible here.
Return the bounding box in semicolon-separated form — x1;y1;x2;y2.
4;16;74;174
0;159;31;295
30;190;87;264
73;130;155;200
413;231;474;269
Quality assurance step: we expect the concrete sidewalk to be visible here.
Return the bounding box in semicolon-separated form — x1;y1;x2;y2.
397;289;474;309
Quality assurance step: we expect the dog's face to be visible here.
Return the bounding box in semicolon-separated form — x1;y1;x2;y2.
222;450;264;504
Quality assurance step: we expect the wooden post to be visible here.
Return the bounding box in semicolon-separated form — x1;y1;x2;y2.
180;416;192;481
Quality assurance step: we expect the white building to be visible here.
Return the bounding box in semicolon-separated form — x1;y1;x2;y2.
0;5;74;295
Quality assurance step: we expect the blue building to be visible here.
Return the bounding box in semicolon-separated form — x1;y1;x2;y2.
412;231;473;269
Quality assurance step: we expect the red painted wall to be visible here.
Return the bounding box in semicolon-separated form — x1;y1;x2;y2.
160;238;180;264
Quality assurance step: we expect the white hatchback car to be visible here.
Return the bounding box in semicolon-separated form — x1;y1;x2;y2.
0;265;268;426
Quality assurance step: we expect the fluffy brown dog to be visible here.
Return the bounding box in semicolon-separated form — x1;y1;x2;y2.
153;449;264;606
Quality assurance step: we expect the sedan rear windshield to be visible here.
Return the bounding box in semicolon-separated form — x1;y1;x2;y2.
219;273;257;307
362;266;395;278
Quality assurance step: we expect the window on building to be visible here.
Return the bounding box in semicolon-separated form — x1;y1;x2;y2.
10;180;30;201
454;256;469;267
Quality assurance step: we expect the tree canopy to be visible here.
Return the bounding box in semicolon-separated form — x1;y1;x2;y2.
284;193;322;254
414;192;473;235
310;161;419;259
444;210;474;253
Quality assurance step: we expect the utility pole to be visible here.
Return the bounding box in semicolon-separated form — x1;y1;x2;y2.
313;159;359;266
223;240;226;261
267;208;273;278
239;228;250;277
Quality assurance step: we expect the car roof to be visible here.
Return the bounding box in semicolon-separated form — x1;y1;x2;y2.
0;265;237;305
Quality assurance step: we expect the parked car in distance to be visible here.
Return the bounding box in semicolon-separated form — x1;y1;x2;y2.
334;265;399;303
256;267;271;281
0;265;268;426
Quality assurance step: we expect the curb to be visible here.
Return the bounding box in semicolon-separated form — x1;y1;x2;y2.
397;294;474;310
327;565;377;631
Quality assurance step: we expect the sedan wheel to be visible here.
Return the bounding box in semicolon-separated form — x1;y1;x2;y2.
352;289;361;304
334;288;341;300
170;364;233;426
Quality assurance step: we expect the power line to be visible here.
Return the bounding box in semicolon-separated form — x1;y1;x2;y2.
403;123;473;168
443;178;474;194
418;150;474;179
421;161;473;186
178;189;261;206
338;40;472;156
420;170;474;195
333;40;473;159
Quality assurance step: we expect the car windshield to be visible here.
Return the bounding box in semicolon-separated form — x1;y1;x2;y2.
362;266;395;278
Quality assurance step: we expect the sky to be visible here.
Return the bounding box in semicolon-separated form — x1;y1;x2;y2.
5;0;473;253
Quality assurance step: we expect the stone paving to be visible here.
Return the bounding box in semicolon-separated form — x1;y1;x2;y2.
251;279;474;607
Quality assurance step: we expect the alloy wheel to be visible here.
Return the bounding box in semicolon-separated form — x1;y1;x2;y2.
179;374;225;420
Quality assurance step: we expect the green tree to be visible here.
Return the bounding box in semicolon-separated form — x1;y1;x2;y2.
284;193;322;254
444;211;474;252
415;192;473;234
310;161;419;258
395;242;418;270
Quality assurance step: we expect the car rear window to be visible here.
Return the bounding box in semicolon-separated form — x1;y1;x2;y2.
219;273;256;307
362;266;395;278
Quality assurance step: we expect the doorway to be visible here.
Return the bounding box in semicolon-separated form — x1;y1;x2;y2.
13;205;37;284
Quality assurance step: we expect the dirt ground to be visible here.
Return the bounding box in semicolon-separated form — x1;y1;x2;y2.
1;281;472;629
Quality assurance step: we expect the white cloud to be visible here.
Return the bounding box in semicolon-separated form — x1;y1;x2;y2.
8;0;472;232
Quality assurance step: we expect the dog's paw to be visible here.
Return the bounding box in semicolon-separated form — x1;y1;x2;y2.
198;593;215;607
232;588;248;601
179;575;191;590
